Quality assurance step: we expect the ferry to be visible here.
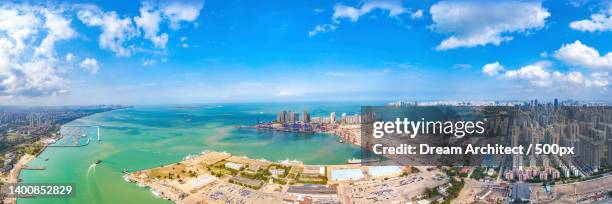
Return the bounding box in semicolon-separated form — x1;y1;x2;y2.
150;189;161;197
347;158;361;164
347;158;379;164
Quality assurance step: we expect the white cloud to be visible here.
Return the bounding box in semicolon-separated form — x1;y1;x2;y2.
333;0;405;22
309;0;408;36
134;5;168;48
0;5;74;97
80;58;100;74
142;59;156;66
481;62;504;76
35;10;76;58
159;0;204;29
77;2;203;54
483;62;611;88
77;7;138;56
503;64;552;87
411;9;423;19
181;43;189;48
308;24;337;37
430;1;550;50
65;53;75;62
569;14;612;32
554;40;612;69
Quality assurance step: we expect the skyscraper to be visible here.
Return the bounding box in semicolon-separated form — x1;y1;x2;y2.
302;110;310;123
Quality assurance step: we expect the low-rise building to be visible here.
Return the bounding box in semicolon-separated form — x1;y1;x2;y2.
303;166;325;177
224;162;243;171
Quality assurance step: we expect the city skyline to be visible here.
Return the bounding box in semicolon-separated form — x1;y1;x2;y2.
1;0;612;105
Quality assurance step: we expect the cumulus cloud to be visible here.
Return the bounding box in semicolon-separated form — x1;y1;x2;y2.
482;62;611;88
430;1;550;50
570;14;612;32
35;10;76;58
80;58;100;74
554;40;612;69
482;62;504;76
308;24;337;37
159;0;204;29
134;5;168;48
0;5;74;97
503;64;552;87
411;9;423;19
332;0;405;22
77;7;138;56
309;0;415;37
569;4;612;33
65;53;75;62
77;1;203;54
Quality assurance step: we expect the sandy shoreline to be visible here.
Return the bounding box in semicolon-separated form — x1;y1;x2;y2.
3;154;36;204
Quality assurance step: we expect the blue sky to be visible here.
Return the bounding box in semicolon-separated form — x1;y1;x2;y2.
1;0;612;105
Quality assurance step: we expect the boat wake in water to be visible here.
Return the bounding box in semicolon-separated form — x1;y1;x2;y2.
86;163;103;204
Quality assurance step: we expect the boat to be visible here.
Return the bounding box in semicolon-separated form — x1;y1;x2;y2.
122;174;132;182
150;189;161;197
347;158;361;164
44;158;49;161
338;139;344;143
95;159;102;164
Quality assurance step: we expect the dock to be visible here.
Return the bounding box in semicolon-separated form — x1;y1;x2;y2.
22;165;46;170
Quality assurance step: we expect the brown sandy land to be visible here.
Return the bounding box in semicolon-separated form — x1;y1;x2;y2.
226;156;271;169
146;160;208;180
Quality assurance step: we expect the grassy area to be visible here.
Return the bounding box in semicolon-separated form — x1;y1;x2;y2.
296;172;328;184
470;167;486;180
443;167;468;178
148;162;203;179
17;142;45;156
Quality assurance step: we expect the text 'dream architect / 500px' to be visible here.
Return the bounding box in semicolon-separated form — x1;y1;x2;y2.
358;106;601;167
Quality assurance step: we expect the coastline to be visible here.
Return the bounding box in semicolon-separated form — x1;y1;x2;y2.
3;154;35;204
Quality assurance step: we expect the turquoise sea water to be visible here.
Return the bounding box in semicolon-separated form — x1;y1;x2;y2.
18;103;368;204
